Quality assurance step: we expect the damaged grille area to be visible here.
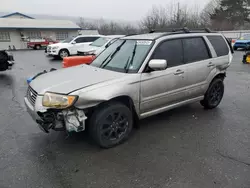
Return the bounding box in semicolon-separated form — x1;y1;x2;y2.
27;86;38;106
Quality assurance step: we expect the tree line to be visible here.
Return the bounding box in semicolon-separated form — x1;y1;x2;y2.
77;0;250;35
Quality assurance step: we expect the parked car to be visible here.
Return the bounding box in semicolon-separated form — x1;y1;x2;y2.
0;50;14;71
62;35;124;68
233;34;250;50
46;35;102;59
27;37;58;50
24;29;233;148
77;35;125;56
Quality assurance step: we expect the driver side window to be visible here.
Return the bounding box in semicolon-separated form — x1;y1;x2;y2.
75;37;86;43
152;39;184;68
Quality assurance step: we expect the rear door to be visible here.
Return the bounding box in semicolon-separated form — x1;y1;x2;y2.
182;37;214;99
206;35;232;68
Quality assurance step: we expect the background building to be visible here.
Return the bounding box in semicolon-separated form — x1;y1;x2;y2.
0;12;81;50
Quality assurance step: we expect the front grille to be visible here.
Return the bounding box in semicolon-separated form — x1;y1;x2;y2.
27;86;38;106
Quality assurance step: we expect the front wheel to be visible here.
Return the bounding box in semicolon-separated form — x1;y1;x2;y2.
59;49;69;59
200;78;224;109
89;102;133;148
233;46;238;51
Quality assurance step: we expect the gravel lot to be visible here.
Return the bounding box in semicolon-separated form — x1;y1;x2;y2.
0;50;249;188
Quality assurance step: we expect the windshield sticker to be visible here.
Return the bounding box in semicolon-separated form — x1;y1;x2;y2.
136;40;152;45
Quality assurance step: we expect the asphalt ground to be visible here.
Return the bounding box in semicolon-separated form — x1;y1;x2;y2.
0;50;249;188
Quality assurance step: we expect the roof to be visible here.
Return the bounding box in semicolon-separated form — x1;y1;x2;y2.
0;18;80;30
123;31;222;40
105;35;125;38
123;33;166;40
1;12;34;19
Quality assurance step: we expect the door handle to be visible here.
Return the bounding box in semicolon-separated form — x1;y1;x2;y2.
207;62;215;67
174;69;184;75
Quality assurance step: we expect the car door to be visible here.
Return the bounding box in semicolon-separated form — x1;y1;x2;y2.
140;39;188;115
182;37;215;99
70;37;87;55
73;37;100;54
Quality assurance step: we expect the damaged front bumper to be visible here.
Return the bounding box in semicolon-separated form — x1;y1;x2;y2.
24;96;87;133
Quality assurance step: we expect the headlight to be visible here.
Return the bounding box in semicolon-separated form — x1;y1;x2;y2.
52;46;59;49
42;92;78;109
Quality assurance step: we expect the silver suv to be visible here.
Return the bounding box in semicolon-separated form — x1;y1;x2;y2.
24;29;233;148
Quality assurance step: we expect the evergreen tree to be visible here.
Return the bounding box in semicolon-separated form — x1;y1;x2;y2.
210;0;250;28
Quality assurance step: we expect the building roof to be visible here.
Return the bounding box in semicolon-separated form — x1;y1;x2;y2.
1;12;34;19
0;18;81;30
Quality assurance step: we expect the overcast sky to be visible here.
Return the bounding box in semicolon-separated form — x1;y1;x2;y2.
1;0;210;21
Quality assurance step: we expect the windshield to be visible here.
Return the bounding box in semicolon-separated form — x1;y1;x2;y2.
62;37;74;43
91;39;153;73
90;37;110;47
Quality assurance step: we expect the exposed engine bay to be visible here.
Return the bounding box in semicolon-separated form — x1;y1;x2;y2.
36;108;87;133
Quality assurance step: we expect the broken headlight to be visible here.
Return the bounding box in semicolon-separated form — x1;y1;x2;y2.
42;92;78;109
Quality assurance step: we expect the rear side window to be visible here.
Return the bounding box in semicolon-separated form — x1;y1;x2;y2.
207;36;229;56
183;37;210;63
152;39;184;68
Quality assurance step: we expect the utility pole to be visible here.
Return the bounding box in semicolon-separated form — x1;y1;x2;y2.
177;2;180;26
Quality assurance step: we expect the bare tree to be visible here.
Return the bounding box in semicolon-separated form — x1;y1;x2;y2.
77;17;97;29
140;3;204;32
200;0;221;26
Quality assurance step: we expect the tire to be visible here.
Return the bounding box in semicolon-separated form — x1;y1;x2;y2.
200;78;224;109
89;102;133;148
59;49;69;59
35;45;41;50
0;51;8;71
0;51;8;62
233;46;237;51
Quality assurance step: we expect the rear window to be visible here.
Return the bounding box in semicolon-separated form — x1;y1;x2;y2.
183;37;210;63
207;36;229;57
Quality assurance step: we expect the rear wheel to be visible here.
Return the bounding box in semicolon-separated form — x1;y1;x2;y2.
35;45;41;50
200;78;224;109
59;49;69;59
89;102;133;148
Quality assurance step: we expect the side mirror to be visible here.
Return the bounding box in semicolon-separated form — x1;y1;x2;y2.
71;41;76;44
148;59;167;71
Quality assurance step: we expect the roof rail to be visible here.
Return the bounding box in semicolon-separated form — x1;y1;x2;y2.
149;27;214;34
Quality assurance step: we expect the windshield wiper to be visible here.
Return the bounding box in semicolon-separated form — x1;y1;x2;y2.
100;40;126;68
124;42;137;73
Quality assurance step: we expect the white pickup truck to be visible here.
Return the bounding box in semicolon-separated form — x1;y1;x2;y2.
46;35;102;59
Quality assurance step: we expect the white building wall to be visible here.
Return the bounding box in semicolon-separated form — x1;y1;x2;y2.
0;29;78;50
39;30;78;41
0;30;24;50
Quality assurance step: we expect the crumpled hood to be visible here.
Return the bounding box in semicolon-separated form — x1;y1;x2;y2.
30;65;125;95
